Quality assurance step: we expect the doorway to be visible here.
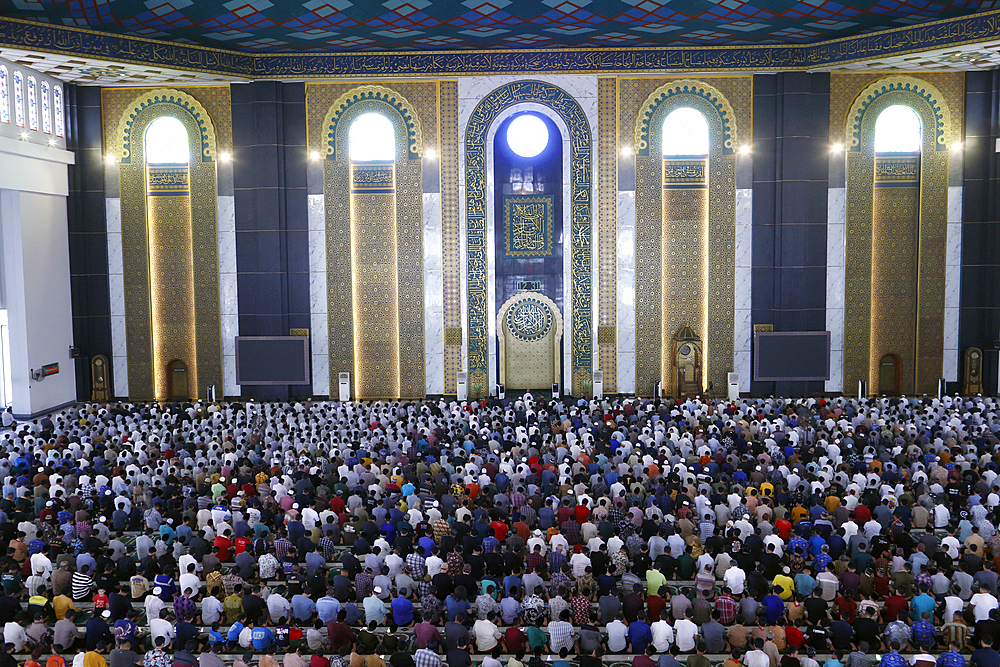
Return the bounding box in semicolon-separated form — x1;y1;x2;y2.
168;360;188;400
878;353;901;395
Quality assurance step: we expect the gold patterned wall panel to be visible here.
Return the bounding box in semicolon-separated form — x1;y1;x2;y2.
620;76;747;397
835;73;960;395
661;186;708;396
145;186;198;399
440;81;461;395
597;77;618;393
309;82;433;400
352;190;401;400
104;87;225;400
498;292;563;391
871;177;919;393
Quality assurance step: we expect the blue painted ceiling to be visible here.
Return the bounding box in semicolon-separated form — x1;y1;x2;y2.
0;0;995;53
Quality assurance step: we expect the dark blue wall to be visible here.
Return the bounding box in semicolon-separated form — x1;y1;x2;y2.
751;73;830;397
960;71;1000;393
66;84;112;400
231;81;310;401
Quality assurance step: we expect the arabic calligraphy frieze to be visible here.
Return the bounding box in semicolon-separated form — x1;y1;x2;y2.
662;158;708;188
504;195;554;257
351;163;395;192
5;13;1000;77
466;80;591;395
874;155;920;186
146;165;190;195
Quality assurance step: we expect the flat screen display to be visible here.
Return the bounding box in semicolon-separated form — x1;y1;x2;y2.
753;331;831;382
235;336;310;385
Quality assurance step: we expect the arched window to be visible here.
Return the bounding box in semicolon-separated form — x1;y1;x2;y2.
26;76;36;131
0;67;7;125
53;85;64;138
349;112;395;162
12;71;23;128
506;113;549;158
40;80;50;135
874;105;921;153
662;107;710;156
144;116;189;164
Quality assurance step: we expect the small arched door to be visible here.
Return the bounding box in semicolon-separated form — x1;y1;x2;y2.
168;360;188;400
878;354;901;395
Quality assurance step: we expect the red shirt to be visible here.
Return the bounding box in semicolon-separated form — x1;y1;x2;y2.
214;536;232;562
854;505;872;523
491;520;508;541
311;657;330;667
775;518;792;541
785;626;804;648
883;595;908;621
234;537;251;555
504;627;527;653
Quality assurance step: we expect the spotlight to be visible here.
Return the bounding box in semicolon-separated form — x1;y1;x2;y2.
47;138;57;147
424;148;437;160
621;145;633;156
105;154;117;164
309;150;321;161
19;132;28;141
951;142;963;151
740;144;751;155
830;142;843;153
219;151;231;162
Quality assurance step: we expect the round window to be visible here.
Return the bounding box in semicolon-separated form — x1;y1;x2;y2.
507;114;549;158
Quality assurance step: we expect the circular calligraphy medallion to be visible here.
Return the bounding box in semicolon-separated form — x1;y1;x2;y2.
506;298;552;342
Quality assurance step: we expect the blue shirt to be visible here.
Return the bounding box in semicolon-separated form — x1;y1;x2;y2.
762;594;785;623
316;596;341;624
880;651;908;667
226;622;244;643
391;596;414;626
251;626;274;650
912;593;936;620
628;621;652;653
291;594;316;622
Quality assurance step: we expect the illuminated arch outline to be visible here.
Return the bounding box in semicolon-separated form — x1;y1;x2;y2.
114;88;218;164
323;84;424;160
846;75;952;152
635;79;738;156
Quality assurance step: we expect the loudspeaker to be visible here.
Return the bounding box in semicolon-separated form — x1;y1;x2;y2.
497;384;505;400
551;383;559;397
858;379;867;399
592;371;603;400
338;372;350;402
456;372;468;401
654;380;662;398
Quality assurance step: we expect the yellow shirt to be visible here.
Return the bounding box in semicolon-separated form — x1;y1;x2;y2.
83;652;106;667
647;569;667;596
772;574;795;600
53;594;77;620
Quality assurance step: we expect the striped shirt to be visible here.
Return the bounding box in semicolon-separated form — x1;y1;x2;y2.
71;572;94;601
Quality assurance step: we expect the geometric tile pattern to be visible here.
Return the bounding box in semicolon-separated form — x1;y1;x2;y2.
0;0;996;53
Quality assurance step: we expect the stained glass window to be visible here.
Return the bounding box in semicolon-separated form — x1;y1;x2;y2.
0;67;8;125
12;71;23;128
349;113;395;162
27;76;37;131
662;107;709;156
54;85;64;138
145;116;189;164
40;80;50;134
874;105;921;153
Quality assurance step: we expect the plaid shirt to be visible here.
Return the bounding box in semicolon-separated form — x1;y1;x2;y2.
355;572;373;599
406;552;426;577
482;536;499;553
716;594;739;625
318;537;337;561
414;649;442;667
526;552;545;573
561;520;581;544
548;549;567;573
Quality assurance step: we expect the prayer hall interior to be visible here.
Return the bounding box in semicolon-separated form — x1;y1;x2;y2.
2;3;1000;416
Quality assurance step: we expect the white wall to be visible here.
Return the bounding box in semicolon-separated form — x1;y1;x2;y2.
0;135;76;417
